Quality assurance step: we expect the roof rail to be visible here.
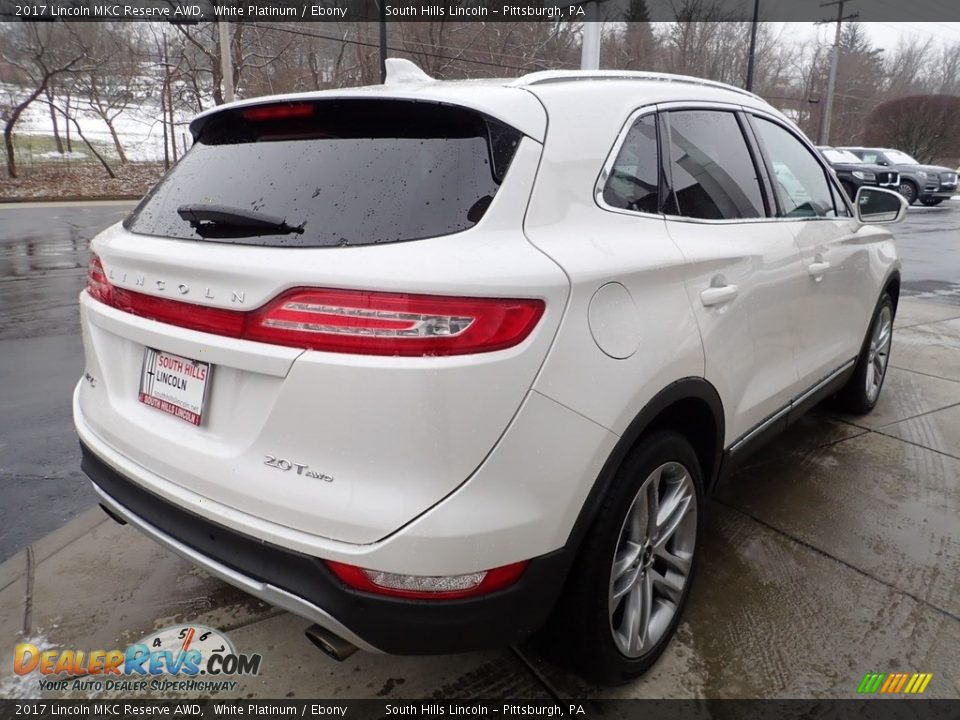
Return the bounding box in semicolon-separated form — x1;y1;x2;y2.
509;70;762;102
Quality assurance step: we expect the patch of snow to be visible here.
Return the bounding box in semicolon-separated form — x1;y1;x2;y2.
2;80;199;162
0;631;56;699
37;151;88;160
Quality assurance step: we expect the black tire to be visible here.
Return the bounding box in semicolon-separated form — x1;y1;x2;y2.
835;294;895;415
920;197;944;206
897;180;918;205
538;431;703;685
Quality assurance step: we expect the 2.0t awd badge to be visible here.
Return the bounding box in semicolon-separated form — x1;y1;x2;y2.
263;454;333;482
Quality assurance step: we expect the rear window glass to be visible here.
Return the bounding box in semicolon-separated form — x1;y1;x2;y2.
124;100;523;247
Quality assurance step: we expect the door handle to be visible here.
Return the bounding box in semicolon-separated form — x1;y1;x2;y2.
808;261;831;280
700;284;739;307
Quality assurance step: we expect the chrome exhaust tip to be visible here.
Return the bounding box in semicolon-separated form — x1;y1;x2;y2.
304;624;358;662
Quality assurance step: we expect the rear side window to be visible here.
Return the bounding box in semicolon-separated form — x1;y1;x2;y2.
602;114;659;214
125;100;523;247
751;117;845;218
663;110;765;221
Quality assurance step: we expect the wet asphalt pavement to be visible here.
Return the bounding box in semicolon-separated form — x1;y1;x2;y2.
0;199;958;562
0;202;133;562
1;199;960;699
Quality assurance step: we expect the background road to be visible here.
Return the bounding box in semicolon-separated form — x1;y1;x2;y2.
1;199;959;562
0;202;133;561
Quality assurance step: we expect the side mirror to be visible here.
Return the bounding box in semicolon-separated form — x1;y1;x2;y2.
855;186;908;225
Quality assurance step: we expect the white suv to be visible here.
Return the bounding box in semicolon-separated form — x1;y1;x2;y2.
75;61;906;684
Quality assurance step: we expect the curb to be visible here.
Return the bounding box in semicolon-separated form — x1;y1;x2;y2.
0;195;143;204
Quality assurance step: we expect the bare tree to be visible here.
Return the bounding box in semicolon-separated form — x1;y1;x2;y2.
883;35;933;99
864;94;960;163
931;43;960;96
828;22;885;145
72;24;147;164
0;23;87;178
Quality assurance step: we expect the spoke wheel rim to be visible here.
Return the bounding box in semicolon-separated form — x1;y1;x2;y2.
898;183;915;202
608;461;697;658
865;305;893;403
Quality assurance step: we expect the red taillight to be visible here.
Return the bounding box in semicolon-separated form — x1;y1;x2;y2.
87;254;246;337
246;288;544;356
86;254;112;305
112;286;246;338
324;560;528;600
241;103;314;122
85;257;543;356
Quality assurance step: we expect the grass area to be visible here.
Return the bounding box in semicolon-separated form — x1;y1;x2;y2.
7;132;119;168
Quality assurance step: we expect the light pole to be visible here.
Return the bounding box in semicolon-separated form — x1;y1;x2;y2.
580;1;601;70
379;1;388;83
745;0;760;91
817;0;857;145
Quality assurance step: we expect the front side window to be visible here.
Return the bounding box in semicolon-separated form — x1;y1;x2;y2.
752;117;842;219
602;114;659;214
663;110;765;221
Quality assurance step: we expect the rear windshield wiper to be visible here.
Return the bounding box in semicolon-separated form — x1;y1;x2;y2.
177;204;305;236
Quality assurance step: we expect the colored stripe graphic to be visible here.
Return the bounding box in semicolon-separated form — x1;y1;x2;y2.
893;674;908;693
858;672;932;695
857;673;885;693
880;674;897;693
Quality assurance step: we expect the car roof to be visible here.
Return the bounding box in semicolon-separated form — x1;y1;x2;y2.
839;147;893;152
190;59;783;144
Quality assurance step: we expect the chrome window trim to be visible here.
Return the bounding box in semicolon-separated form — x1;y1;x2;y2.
594;103;664;221
595;99;856;225
657;101;774;225
744;107;856;220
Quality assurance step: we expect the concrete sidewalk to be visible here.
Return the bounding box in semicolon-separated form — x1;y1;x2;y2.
2;298;959;700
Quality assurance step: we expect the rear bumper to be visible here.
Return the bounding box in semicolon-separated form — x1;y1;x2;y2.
81;441;572;655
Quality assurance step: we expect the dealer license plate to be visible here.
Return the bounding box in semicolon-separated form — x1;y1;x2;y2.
138;348;211;426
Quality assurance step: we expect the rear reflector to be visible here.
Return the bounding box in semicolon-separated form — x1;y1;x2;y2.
324;560;528;600
86;255;544;356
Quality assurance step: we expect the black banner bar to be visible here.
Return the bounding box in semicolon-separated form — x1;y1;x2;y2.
0;0;959;22
2;700;960;720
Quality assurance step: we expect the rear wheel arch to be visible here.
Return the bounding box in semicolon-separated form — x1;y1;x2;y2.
565;378;724;555
883;270;900;316
538;380;723;670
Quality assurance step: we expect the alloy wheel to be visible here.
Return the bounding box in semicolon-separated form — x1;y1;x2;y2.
608;462;697;658
865;305;893;403
898;182;916;204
